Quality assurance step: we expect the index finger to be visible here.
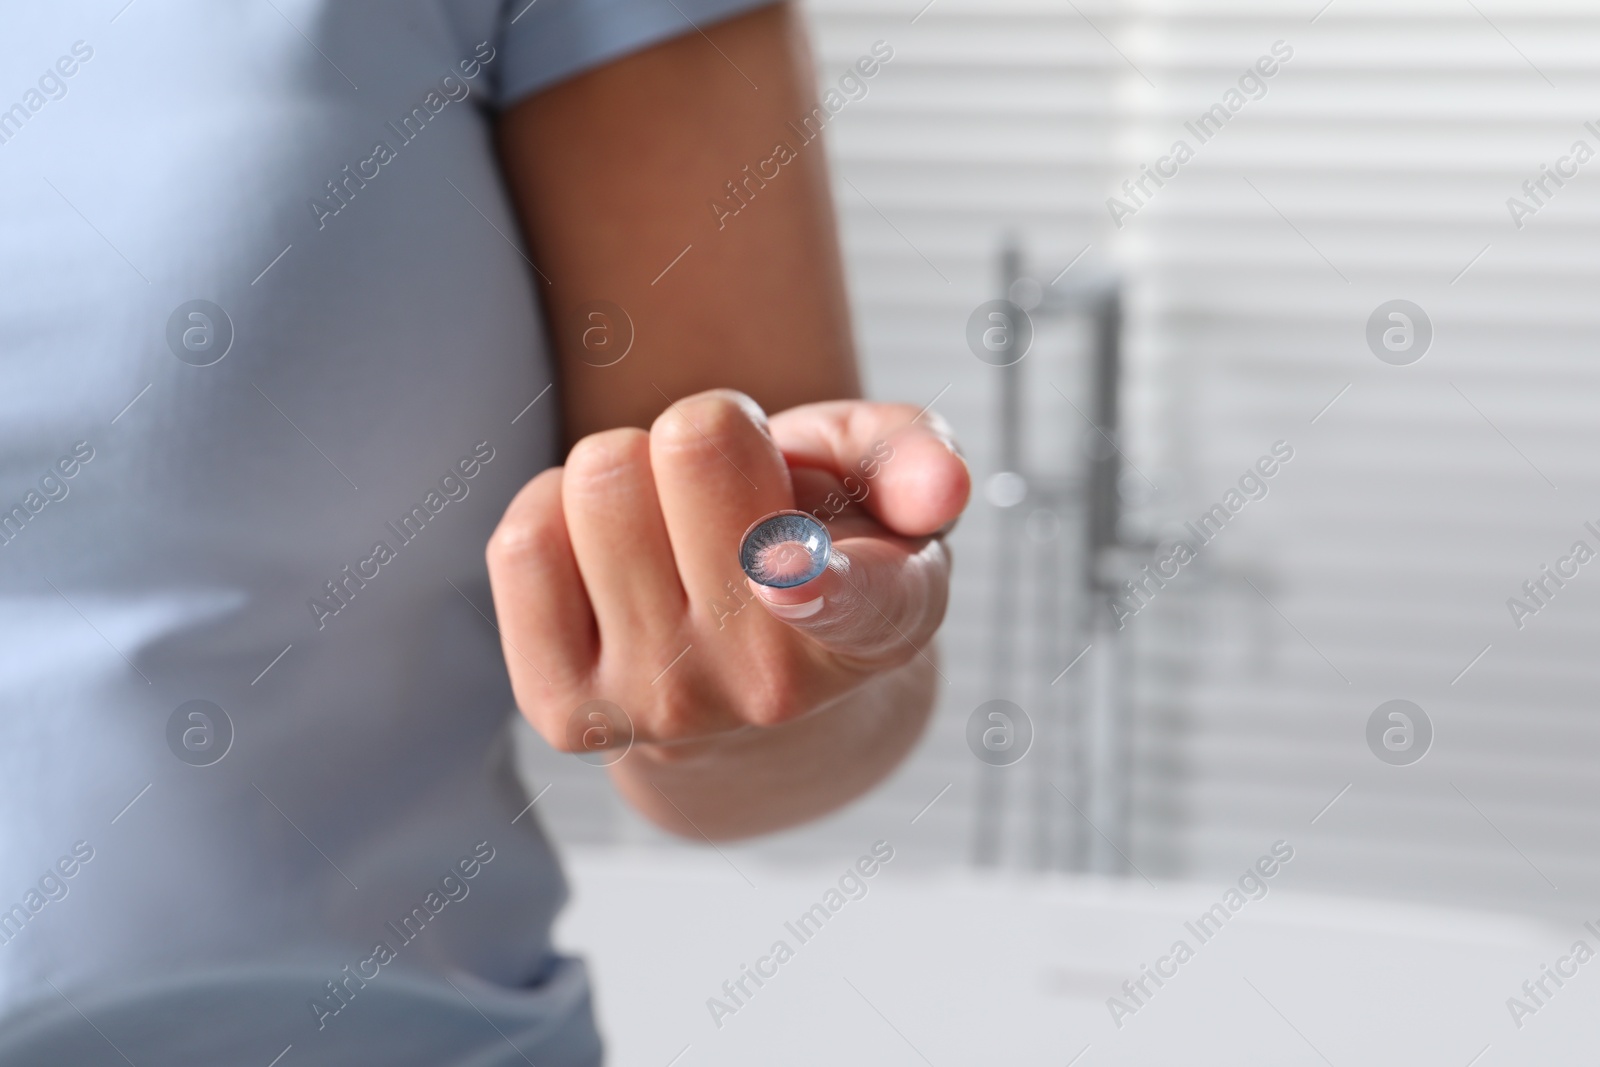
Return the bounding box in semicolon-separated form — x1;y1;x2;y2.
766;401;970;538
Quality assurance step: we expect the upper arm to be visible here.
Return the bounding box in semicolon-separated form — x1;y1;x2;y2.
494;2;860;446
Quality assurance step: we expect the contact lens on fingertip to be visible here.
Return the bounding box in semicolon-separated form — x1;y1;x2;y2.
739;510;832;589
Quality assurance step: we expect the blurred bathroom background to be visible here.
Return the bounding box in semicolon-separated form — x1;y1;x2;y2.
526;0;1600;914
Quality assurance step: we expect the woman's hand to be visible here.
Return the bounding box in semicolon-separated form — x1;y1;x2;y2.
489;4;967;835
486;389;968;817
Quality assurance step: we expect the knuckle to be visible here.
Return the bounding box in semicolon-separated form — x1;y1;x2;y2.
486;473;563;566
735;649;809;727
486;517;540;563
651;389;765;454
741;693;803;729
564;427;650;489
649;682;711;743
527;697;620;755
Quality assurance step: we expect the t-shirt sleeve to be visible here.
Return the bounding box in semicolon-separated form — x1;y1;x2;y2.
492;0;779;108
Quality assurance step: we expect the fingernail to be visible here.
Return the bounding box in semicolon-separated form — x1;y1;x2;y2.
760;595;824;620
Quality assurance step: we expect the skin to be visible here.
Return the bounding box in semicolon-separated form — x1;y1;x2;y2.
488;2;969;841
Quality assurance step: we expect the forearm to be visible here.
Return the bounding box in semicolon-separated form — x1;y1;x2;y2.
494;2;860;444
608;654;937;840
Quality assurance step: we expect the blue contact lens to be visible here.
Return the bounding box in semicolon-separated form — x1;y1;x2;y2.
739;510;832;588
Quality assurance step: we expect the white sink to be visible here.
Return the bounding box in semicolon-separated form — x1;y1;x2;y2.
556;847;1594;1066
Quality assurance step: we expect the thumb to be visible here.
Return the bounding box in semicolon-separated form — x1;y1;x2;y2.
746;532;950;665
767;401;970;538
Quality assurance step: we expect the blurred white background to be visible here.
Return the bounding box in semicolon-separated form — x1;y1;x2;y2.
520;1;1600;1061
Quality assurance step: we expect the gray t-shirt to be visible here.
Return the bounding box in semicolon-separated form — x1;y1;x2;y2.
0;1;766;1063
